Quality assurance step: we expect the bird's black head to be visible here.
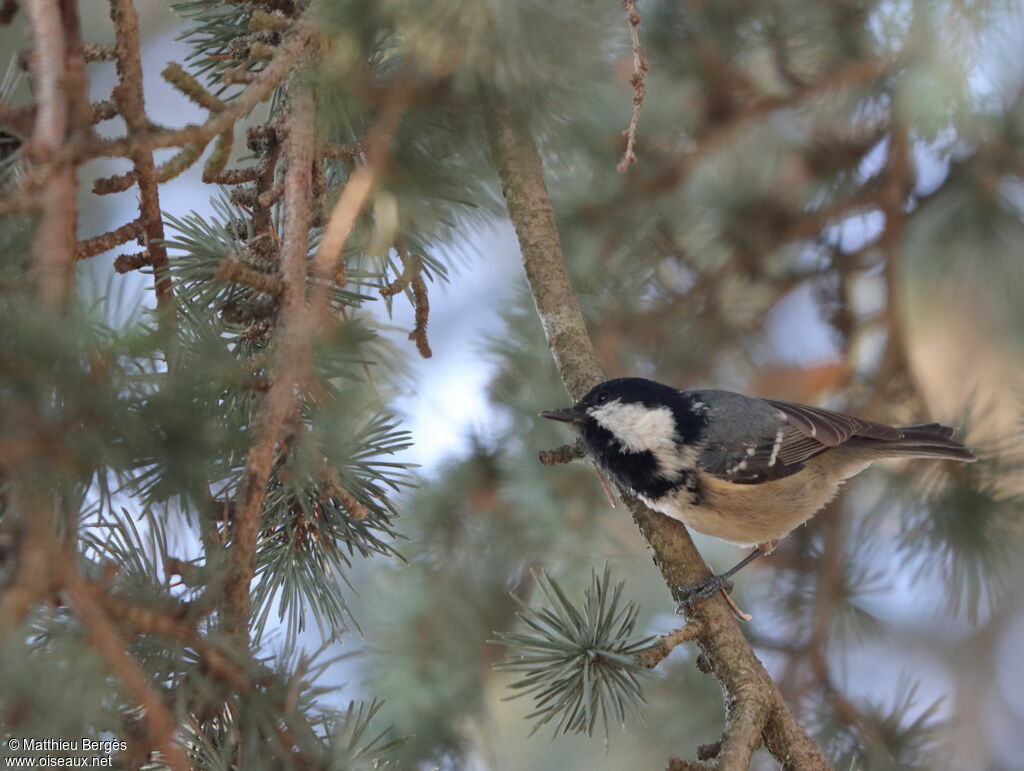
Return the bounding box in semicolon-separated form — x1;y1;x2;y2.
540;378;707;498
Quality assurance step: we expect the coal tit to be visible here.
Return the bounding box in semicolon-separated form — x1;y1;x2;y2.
541;377;976;602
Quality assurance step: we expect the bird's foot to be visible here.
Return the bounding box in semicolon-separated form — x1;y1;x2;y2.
675;575;753;621
675;574;735;611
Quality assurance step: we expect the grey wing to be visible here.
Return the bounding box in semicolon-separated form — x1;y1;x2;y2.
696;392;899;485
763;398;902;445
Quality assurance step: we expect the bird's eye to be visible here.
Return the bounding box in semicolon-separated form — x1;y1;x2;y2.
595;392;608;404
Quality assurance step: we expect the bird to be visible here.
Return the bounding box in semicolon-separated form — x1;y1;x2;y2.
540;377;976;606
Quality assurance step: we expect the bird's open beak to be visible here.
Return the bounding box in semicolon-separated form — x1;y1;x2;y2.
539;407;586;425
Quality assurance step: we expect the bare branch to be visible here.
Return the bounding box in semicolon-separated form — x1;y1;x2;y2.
635;622;705;668
74;216;145;260
538;441;585;465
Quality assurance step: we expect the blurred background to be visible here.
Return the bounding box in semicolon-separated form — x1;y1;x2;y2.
3;0;1024;769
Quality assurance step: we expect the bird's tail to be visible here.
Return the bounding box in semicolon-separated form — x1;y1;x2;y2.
848;423;977;463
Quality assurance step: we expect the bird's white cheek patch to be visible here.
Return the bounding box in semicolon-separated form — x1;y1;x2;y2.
589;401;676;453
588;401;698;479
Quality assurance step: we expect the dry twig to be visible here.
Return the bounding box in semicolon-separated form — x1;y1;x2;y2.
617;0;650;172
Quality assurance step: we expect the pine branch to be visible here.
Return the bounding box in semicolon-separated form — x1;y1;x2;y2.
485;96;832;771
495;567;656;739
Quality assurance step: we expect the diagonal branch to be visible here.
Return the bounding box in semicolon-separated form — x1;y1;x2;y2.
224;74;409;640
61;559;189;771
485;98;832;771
222;81;315;639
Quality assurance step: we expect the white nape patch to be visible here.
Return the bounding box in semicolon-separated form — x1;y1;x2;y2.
588;400;697;479
768;427;784;467
726;458;748;475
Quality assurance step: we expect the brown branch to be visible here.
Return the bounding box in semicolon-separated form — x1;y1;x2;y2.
380;246;434;357
25;0;76;308
409;273;432;358
322;465;369;520
61;561;189;771
222;77;411;638
92;141;208;194
538;441;585;465
378;245;419;296
617;0;649;173
222;80;315;640
0;101;35;137
74;216;144;260
97;587;257;696
0;490;57;639
91;97;118;123
635;622;705;668
161;61;226;112
874;123;911;397
485;98;832;771
310;80;409;292
83;42;116;62
619;56;894;204
668;760;712;771
216;165;265;186
113;250;150;273
718;697;770;770
321;141;362;161
108;0;175;332
59;1;93;138
216;258;285;295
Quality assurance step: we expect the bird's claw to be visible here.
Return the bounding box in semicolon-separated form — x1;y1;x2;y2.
674;574;735;612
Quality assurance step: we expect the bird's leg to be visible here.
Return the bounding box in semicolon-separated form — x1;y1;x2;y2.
675;541;775;612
